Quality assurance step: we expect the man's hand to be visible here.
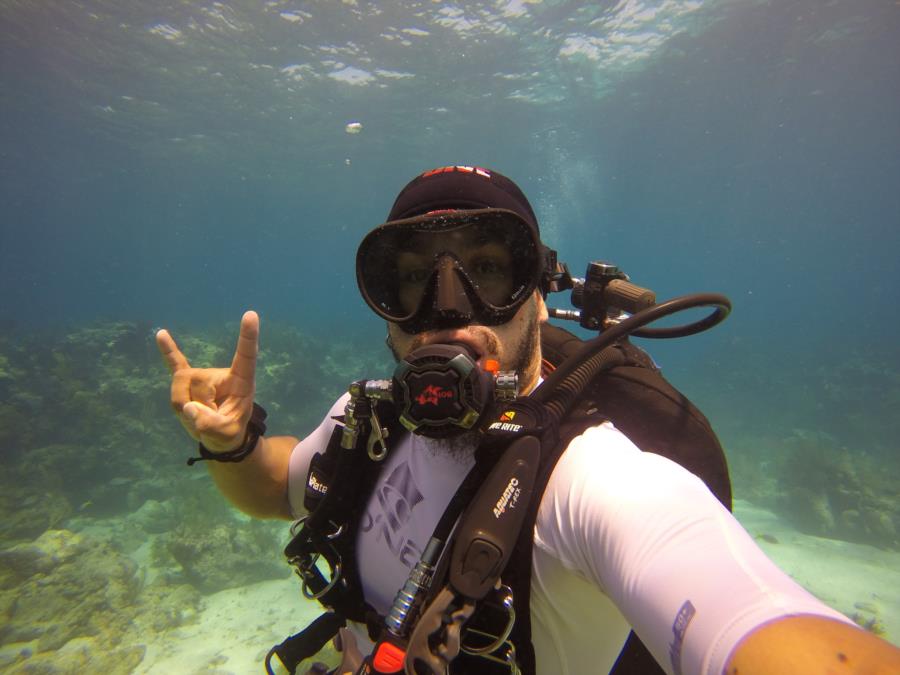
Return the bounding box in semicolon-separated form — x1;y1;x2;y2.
725;615;900;675
156;310;259;455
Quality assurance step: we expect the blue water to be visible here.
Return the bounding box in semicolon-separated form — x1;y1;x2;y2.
2;0;896;339
1;0;898;667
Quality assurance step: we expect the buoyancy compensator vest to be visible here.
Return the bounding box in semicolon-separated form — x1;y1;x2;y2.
268;267;733;675
499;324;732;675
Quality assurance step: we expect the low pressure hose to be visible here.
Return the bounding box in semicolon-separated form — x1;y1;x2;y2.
534;293;731;422
539;346;626;423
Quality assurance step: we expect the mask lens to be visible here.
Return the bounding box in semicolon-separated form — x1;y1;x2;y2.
357;210;541;326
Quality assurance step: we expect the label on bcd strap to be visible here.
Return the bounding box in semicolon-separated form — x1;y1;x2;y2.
449;435;540;600
480;396;550;452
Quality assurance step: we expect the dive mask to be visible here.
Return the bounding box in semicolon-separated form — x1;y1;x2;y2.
356;209;545;333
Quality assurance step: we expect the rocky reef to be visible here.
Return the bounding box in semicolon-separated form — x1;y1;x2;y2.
697;339;900;550
0;320;392;672
774;429;898;548
3;317;898;669
0;527;199;674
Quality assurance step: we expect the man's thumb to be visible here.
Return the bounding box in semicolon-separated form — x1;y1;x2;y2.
182;401;207;428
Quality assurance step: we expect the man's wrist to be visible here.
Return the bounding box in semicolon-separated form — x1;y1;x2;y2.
187;403;268;465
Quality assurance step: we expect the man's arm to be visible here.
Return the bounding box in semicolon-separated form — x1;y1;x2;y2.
535;426;899;675
158;311;298;520
206;434;297;520
724;615;900;675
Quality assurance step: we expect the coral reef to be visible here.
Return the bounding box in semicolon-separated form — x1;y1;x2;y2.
0;319;395;669
0;476;74;541
0;319;392;535
1;638;145;675
685;336;900;550
734;427;900;549
776;429;898;547
0;529;142;651
151;489;290;593
157;520;288;593
0;527;202;674
5;316;892;668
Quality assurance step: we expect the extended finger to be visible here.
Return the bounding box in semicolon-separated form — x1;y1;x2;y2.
230;310;259;383
156;329;191;374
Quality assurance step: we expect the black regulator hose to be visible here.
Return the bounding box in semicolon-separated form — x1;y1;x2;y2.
630;293;732;339
533;293;731;422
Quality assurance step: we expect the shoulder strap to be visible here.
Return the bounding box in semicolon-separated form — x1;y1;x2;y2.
499;324;732;675
273;403;397;673
540;323;731;508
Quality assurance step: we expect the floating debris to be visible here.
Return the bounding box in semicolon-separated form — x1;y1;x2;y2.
345;121;363;134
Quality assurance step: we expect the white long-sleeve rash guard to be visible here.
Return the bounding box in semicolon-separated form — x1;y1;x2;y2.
288;394;851;675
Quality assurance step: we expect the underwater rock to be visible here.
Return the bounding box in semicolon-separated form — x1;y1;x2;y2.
781;487;835;535
839;508;862;532
157;520;288;594
0;529;88;586
22;444;148;521
3;636;145;675
0;529;141;653
861;507;896;542
129;579;202;633
0;483;73;542
727;448;780;509
0;321;390;670
176;332;229;368
775;429;900;548
124;476;180;512
128;498;179;534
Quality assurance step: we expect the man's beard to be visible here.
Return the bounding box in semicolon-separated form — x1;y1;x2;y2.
387;302;542;387
508;304;541;384
422;427;482;461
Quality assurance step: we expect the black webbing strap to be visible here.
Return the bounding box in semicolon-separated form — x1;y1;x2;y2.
273;406;383;674
266;611;345;675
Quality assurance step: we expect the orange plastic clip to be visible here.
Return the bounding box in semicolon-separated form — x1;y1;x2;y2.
372;641;406;673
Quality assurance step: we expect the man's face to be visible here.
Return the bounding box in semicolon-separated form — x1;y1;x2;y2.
387;288;548;395
364;212;548;394
394;228;516;316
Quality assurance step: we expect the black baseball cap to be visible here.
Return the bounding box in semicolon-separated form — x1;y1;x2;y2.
385;165;540;232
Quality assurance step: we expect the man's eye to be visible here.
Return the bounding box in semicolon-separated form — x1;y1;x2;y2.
401;267;431;284
472;258;505;277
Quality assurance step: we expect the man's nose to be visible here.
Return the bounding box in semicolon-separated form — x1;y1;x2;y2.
432;254;473;328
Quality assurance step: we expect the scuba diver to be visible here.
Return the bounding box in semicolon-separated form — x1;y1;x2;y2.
157;166;900;675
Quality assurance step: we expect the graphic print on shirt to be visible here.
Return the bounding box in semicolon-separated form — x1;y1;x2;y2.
360;460;425;567
668;600;696;675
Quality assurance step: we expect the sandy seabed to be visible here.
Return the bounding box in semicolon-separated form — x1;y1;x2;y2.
128;500;900;674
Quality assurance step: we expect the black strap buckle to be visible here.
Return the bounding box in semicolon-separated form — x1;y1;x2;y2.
286;517;345;601
462;585;516;657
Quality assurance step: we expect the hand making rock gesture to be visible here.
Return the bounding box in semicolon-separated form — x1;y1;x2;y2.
156;311;260;455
